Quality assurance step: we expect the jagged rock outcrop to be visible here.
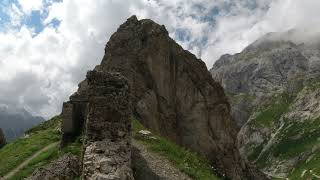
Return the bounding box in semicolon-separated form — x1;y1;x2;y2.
26;154;80;180
61;15;266;179
82;71;134;179
96;15;265;179
210;30;320;178
0;128;6;148
211;39;309;127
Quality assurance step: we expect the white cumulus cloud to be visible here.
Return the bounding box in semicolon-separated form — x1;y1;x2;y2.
18;0;43;14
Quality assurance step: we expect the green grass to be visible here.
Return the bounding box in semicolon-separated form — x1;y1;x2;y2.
255;118;320;169
8;138;82;180
245;93;292;166
0;115;83;179
25;115;61;134
0;128;60;176
132;118;220;180
8;145;59;180
272;119;320;159
288;150;320;179
253;93;292;127
253;93;291;127
0;116;61;177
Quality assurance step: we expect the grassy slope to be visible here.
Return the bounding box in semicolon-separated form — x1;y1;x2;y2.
288;150;320;179
132;118;220;180
245;93;291;163
0;115;82;179
245;84;320;179
1;114;219;180
9;140;82;180
0;116;61;177
9;145;59;180
253;93;291;128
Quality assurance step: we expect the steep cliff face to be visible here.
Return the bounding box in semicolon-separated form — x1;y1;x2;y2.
98;15;265;179
62;16;265;179
211;30;320;178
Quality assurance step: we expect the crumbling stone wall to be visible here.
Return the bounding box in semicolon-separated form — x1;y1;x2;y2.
82;70;134;180
61;80;88;146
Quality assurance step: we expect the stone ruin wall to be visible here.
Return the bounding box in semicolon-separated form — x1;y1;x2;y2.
61;70;133;180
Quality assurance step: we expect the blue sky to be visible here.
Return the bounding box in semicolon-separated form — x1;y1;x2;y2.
0;0;61;34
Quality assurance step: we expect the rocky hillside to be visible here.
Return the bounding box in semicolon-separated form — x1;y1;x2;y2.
0;116;64;180
60;15;265;179
211;30;320;179
0;105;44;141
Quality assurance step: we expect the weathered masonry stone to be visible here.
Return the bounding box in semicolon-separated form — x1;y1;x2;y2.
61;81;88;146
82;70;134;180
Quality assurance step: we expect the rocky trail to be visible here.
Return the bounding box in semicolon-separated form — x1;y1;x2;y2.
1;142;59;180
132;139;191;180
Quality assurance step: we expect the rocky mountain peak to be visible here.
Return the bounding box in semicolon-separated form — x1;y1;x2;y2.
101;15;169;65
118;15;168;36
211;29;320;178
0;106;44;141
61;16;266;179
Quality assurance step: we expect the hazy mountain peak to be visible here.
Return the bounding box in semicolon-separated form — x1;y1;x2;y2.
0;105;44;141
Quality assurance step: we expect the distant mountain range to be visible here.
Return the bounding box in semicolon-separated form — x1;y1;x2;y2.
211;29;320;178
0;105;44;141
